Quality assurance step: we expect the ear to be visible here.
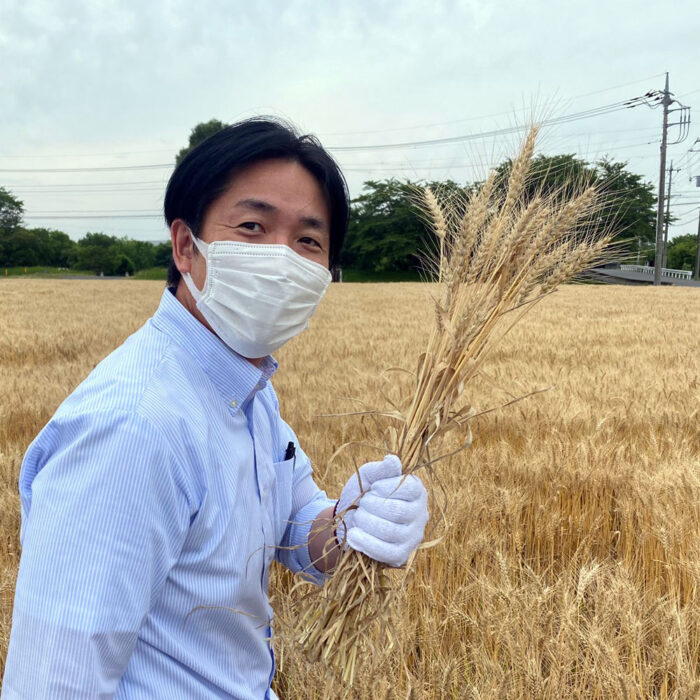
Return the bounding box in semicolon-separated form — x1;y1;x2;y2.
171;219;194;275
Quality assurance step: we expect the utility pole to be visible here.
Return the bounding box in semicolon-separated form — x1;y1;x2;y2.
650;74;691;284
694;210;700;281
692;140;700;281
654;73;672;285
662;161;674;269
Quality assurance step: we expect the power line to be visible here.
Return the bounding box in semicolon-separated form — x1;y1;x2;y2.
2;179;168;189
4;135;660;186
0;75;667;163
10;81;691;227
673;212;700;227
15;146;657;189
673;137;700;173
0;164;172;174
326;99;649;153
319;72;666;137
11;187;165;194
23;214;164;220
5;136;662;193
16;140;663;204
2;95;653;174
26;208;161;214
0;127;660;172
560;73;667;100
340;141;661;175
0;148;177;159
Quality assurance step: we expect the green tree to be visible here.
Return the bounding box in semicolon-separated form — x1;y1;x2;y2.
175;119;227;166
342;179;433;273
0;187;24;265
115;238;156;271
114;253;135;276
667;233;697;271
28;228;77;267
75;232;119;274
0;187;23;233
493;153;656;260
595;158;657;255
329;156;659;276
493;153;595;202
154;241;172;267
3;230;39;266
1;227;77;267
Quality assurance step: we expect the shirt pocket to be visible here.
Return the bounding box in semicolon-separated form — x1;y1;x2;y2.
270;457;295;547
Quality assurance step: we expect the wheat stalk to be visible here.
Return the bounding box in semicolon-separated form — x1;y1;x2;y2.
293;125;616;684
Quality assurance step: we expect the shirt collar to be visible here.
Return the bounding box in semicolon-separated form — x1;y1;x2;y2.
151;288;278;410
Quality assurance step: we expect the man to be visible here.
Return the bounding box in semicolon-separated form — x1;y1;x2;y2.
1;118;429;699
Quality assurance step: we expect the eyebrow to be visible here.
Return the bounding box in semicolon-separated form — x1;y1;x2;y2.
234;198;276;214
234;198;327;231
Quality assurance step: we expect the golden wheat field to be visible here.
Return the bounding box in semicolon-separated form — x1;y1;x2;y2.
1;278;699;698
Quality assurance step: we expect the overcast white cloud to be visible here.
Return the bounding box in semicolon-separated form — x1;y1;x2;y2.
1;0;698;242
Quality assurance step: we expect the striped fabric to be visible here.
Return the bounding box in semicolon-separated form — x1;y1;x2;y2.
2;288;334;699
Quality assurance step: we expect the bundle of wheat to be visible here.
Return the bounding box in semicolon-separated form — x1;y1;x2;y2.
293;126;615;685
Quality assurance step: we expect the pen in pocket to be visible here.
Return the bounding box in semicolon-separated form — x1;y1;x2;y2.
284;441;296;466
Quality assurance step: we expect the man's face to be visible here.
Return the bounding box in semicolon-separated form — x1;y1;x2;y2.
191;158;331;291
171;158;332;356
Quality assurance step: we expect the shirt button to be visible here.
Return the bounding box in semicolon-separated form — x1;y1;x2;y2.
230;399;238;409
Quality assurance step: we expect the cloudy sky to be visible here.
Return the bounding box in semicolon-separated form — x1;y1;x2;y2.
1;0;698;245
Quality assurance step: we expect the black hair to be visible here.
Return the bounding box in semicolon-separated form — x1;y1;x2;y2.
164;117;349;288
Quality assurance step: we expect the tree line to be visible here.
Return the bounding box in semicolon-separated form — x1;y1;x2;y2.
0;188;171;275
341;156;661;273
2;119;697;275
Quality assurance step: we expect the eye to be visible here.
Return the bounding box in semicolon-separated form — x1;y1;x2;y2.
299;236;322;248
238;221;263;232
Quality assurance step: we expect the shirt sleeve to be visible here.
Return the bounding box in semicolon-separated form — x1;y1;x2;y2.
273;415;335;585
2;410;193;700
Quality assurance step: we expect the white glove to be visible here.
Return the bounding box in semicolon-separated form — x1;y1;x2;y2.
335;454;429;567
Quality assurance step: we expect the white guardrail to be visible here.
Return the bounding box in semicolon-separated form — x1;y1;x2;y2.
620;264;693;280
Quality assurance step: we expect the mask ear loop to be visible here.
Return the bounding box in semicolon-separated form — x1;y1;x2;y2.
181;228;209;303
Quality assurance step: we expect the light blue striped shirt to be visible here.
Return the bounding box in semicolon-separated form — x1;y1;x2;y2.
2;288;334;699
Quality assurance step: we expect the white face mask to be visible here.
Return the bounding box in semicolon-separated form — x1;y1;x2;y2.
182;233;332;358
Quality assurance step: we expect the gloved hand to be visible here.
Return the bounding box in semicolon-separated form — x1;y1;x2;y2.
335;454;429;567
